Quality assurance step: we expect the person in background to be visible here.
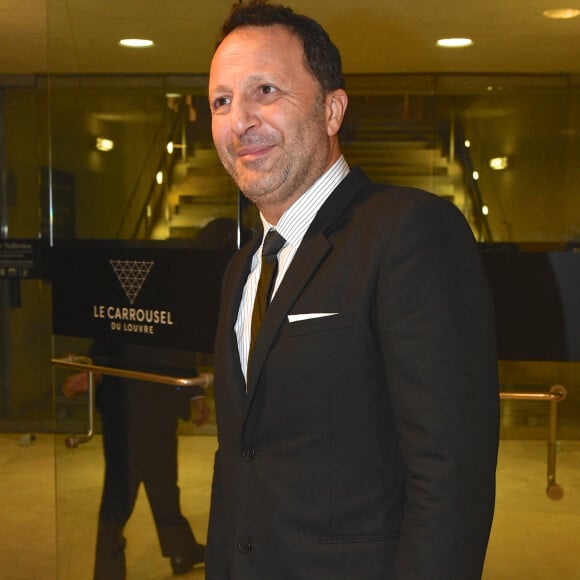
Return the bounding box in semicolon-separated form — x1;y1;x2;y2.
62;343;209;578
205;1;499;579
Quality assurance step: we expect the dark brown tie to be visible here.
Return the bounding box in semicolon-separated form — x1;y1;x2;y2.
249;229;286;358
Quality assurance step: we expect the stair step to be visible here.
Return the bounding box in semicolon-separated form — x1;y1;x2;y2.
343;139;435;149
350;129;437;142
186;147;222;165
344;143;442;154
171;204;237;228
369;173;452;190
170;176;237;200
186;165;230;177
168;226;201;240
359;165;448;177
178;195;237;206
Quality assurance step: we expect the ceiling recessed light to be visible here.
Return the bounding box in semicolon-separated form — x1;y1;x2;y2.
543;8;580;19
436;38;473;48
119;38;155;48
489;156;509;171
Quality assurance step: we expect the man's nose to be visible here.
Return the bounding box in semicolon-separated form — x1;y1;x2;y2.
229;96;259;135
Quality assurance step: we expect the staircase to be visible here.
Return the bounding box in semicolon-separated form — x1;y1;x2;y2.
155;147;238;240
158;116;470;240
342;119;467;210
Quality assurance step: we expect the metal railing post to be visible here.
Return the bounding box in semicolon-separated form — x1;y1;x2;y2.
499;385;567;499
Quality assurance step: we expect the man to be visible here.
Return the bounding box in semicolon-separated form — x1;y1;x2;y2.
62;344;209;578
206;1;499;579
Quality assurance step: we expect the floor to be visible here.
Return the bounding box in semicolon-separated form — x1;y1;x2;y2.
1;433;579;580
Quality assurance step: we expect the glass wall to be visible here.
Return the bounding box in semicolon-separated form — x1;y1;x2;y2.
44;77;236;577
1;68;579;579
3;73;579;432
343;74;580;244
0;80;51;428
0;1;578;578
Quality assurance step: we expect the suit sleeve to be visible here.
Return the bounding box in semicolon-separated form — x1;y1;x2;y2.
206;448;231;579
376;195;499;579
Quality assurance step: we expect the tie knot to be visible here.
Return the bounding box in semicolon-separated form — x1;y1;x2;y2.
262;229;285;258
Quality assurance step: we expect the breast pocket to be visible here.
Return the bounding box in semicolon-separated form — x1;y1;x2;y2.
284;312;352;337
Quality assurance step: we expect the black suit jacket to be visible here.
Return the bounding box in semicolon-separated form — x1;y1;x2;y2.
206;167;499;580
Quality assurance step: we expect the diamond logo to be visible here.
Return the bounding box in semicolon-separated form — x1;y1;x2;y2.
110;259;154;304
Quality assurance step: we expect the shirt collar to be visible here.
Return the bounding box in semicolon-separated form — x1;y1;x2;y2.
259;155;350;247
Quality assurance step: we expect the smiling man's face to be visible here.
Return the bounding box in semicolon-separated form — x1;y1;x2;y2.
209;24;345;222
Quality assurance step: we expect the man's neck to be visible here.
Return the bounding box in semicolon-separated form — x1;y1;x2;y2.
258;153;344;225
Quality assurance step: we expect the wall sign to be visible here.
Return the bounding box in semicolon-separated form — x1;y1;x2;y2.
52;239;233;352
0;239;45;279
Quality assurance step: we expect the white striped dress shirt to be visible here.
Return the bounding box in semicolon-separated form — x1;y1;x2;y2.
235;155;351;380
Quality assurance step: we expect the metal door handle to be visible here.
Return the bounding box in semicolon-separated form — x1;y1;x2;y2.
52;354;213;448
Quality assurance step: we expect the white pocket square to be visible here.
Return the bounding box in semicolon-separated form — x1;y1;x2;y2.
287;312;338;323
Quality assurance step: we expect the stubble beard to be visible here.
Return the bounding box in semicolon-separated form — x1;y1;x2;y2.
219;150;291;209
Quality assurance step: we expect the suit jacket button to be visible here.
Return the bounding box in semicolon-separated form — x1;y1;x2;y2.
242;446;256;461
237;538;252;553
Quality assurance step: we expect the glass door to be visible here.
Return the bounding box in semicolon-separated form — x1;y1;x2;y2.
46;2;238;577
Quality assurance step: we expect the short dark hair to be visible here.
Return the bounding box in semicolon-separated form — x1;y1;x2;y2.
216;0;345;93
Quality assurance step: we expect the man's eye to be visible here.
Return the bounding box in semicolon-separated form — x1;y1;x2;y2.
212;96;230;111
259;85;277;96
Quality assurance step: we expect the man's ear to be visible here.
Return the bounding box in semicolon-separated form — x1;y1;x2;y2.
326;89;348;137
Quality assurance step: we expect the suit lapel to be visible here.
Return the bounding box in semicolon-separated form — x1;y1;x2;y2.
245;167;373;398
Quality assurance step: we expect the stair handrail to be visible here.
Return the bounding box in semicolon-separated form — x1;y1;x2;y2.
453;122;493;242
115;98;188;239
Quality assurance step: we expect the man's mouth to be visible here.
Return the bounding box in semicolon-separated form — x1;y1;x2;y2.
236;143;275;160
